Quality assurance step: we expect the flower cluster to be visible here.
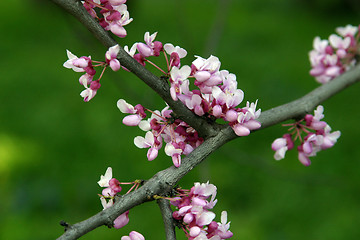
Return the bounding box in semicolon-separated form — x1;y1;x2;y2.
118;99;203;167
170;182;233;240
97;167;140;229
63;45;120;101
271;105;341;166
117;32;261;166
83;0;132;38
309;24;360;84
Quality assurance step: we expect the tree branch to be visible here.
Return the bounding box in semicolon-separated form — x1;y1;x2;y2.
51;0;360;239
57;63;360;239
50;0;219;138
157;198;177;240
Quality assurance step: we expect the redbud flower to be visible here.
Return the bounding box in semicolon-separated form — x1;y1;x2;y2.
121;231;145;240
212;72;244;109
117;99;146;126
114;211;130;229
271;134;294;160
165;142;183;167
97;167;113;187
164;43;187;67
137;32;161;58
171;182;233;239
63;50;86;72
103;4;133;38
309;24;360;83
271;105;340;166
105;44;121;71
170;65;191;100
134;131;162;161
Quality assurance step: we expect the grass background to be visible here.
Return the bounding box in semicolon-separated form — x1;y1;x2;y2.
1;0;360;239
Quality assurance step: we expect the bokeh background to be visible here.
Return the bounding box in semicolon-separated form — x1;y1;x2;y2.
1;0;360;239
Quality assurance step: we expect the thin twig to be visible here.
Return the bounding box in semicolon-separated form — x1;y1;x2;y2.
157;198;177;240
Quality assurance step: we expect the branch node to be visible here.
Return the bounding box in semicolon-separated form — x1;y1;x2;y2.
59;220;72;231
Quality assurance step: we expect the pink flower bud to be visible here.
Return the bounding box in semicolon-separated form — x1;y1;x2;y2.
225;110;238;122
183;213;194;224
128;231;145;240
243;119;261;130
110;59;121;71
170;52;180;67
212;105;223;118
147;148;158;161
123;115;142;126
153;41;163;56
109;178;122;193
189;226;201;237
232;124;250;136
90;80;101;90
298;150;311;166
114;211;129;229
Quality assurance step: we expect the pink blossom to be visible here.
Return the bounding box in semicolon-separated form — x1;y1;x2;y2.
271;134;294;160
214;211;233;239
137;32;162;57
134;131;162;161
309;24;360;83
113;211;130;229
164;43;187;67
272;105;341;166
171;182;232;240
117;99;146;126
231;100;261;136
212;72;244;109
121;231;145;240
336;24;358;37
63;50;87;72
165;142;183;167
105;44;121;71
170;65;191;100
103;4;133;38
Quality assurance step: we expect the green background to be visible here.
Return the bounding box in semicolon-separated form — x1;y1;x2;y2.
1;0;360;239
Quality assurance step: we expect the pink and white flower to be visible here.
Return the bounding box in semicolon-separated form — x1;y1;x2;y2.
105;44;121;71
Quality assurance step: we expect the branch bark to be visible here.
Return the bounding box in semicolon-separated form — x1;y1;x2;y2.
157;198;177;240
51;0;360;239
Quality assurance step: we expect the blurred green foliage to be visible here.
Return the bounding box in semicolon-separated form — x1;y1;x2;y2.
1;0;360;239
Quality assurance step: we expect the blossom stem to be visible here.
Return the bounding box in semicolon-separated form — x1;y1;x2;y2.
98;65;107;80
163;51;170;72
145;108;168;121
145;59;167;75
